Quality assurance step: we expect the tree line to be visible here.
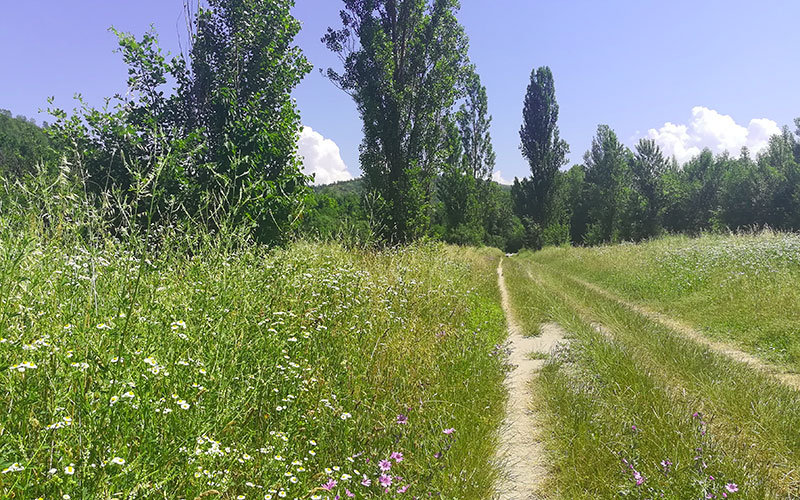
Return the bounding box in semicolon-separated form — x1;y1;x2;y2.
1;0;799;251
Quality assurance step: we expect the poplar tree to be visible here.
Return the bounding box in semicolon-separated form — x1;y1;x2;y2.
324;0;470;243
516;66;569;225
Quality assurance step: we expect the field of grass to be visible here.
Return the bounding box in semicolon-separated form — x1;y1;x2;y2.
529;232;800;368
503;233;800;499
0;228;509;499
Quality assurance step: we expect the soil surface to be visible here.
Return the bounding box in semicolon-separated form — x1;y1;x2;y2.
494;260;565;500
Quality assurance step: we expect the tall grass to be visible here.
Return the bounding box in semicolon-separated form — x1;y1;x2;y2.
530;232;800;367
0;177;509;499
505;238;800;499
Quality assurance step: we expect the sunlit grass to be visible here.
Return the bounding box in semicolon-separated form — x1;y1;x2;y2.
0;232;508;499
530;231;800;367
505;235;800;499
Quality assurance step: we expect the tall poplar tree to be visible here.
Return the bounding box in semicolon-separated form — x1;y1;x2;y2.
516;66;569;226
323;0;470;243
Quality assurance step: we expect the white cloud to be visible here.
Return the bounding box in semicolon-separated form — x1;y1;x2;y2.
646;107;780;164
492;170;512;185
297;126;353;185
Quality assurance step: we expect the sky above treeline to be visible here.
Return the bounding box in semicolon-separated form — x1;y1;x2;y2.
1;1;798;185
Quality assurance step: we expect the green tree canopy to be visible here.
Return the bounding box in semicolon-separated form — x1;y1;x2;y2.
49;0;311;243
323;0;470;243
517;66;569;224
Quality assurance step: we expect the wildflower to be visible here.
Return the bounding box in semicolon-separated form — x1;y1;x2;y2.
96;323;112;330
378;474;392;487
321;478;337;491
396;414;408;424
64;464;75;475
178;400;190;410
443;428;455;435
10;361;38;372
725;483;739;493
340;412;352;420
633;470;645;485
110;457;125;465
379;459;392;471
398;485;410;493
110;396;119;406
1;462;24;473
390;451;404;462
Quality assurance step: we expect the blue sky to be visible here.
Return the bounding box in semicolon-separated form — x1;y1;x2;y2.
2;1;798;184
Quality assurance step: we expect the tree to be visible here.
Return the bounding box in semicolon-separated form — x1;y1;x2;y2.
323;0;470;243
49;0;311;243
0;110;54;179
458;71;495;181
517;66;569;226
437;71;496;245
582;125;632;244
629;138;668;238
437;114;483;244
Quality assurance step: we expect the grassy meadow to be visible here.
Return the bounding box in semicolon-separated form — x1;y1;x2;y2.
0;225;509;499
503;232;800;499
530;232;800;368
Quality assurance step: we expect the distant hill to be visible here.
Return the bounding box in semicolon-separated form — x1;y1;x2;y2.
313;176;512;196
0;109;53;178
313;177;364;196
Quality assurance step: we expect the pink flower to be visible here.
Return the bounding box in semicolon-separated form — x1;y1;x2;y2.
397;485;410;493
390;451;404;462
379;459;392;471
396;414;408;424
361;476;371;486
379;474;392;487
345;489;355;498
443;428;455;435
725;483;739;493
322;478;337;491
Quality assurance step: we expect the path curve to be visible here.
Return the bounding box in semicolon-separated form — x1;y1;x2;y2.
564;272;800;390
494;259;565;500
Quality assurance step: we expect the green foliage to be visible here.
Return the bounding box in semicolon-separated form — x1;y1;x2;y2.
581;125;633;244
514;66;569;232
48;0;311;243
300;180;375;246
509;243;800;497
324;0;470;243
0;207;509;497
0;110;54;179
437;71;499;247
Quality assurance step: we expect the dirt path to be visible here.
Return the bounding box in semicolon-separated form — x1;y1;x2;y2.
563;273;800;390
494;259;565;500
